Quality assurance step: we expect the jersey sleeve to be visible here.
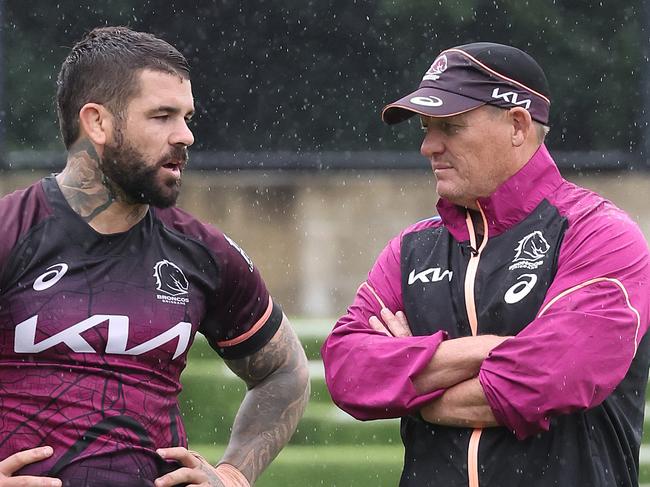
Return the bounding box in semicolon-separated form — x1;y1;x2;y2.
199;233;282;360
321;225;447;420
0;182;52;287
479;207;650;439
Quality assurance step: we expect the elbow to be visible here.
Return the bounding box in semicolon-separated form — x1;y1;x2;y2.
289;340;311;402
323;358;409;421
322;357;374;420
264;339;311;405
296;350;311;400
479;367;552;440
479;367;606;441
325;381;385;421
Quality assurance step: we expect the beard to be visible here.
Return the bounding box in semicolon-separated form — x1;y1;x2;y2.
100;131;188;208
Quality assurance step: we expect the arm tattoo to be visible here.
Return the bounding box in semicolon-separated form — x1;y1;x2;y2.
222;317;310;483
199;464;226;486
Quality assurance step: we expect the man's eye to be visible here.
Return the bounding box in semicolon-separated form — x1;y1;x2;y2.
441;122;461;134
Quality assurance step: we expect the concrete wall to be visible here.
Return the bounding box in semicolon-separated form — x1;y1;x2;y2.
3;169;650;318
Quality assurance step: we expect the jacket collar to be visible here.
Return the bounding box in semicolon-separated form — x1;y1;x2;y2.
436;144;564;242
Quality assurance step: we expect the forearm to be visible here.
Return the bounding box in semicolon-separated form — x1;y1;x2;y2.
412;335;511;394
322;325;447;419
221;320;310;483
221;367;309;482
420;377;500;428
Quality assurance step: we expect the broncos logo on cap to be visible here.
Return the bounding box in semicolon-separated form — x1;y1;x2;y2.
423;54;448;81
509;231;550;270
429;54;448;74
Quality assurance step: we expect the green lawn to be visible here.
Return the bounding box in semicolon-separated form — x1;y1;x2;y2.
181;321;650;486
188;444;403;487
191;443;650;486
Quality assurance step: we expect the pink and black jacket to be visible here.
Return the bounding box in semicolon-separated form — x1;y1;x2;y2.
322;145;650;486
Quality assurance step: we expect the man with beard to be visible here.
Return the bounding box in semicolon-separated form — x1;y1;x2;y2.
0;27;310;487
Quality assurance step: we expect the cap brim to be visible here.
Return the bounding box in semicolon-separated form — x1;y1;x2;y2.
381;88;486;125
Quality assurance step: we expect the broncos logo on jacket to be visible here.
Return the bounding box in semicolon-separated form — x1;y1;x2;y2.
509;230;550;270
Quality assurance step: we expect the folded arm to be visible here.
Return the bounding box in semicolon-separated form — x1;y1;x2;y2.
480;279;646;439
420;378;499;428
323;289;510;420
480;218;650;439
369;307;507;427
412;334;510;393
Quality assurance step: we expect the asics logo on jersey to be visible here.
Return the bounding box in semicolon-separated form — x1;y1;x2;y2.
408;267;453;285
33;263;69;291
154;260;189;298
504;273;538;304
509;231;550;270
14;314;192;359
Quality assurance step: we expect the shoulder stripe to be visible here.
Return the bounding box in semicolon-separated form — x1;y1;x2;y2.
359;281;387;309
359;281;395;336
415;215;441;224
538;277;642;354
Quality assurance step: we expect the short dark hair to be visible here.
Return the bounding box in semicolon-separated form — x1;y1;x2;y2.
56;26;190;149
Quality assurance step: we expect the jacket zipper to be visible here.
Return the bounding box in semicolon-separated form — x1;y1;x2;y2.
464;205;488;487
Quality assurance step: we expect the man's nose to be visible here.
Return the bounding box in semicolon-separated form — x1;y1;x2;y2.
171;121;195;147
420;129;444;158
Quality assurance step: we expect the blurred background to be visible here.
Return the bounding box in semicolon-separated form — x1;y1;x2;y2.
2;1;650;485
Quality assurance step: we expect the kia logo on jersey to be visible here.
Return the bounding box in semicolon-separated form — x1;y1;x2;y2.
153;260;189;297
14;314;192;359
408;267;453;285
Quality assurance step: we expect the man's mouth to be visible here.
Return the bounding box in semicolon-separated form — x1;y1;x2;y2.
163;161;182;169
432;163;453;172
161;160;185;177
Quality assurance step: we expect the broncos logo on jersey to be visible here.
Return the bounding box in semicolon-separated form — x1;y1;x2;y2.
509;231;550;270
153;260;189;296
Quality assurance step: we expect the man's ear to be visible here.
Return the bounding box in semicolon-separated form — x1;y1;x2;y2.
509;107;533;147
78;103;114;146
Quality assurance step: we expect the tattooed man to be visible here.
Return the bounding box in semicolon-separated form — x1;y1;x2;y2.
0;27;309;487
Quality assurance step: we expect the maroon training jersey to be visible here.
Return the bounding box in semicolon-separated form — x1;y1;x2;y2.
0;177;282;483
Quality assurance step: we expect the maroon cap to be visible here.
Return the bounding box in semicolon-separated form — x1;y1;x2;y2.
382;42;551;125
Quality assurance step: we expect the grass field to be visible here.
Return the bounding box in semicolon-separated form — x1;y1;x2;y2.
180;319;650;486
187;443;650;486
188;445;403;487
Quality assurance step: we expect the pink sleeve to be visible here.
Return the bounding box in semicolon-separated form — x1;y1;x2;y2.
321;228;447;420
479;212;650;439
